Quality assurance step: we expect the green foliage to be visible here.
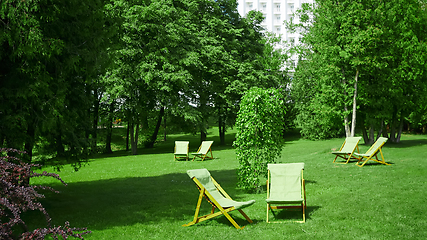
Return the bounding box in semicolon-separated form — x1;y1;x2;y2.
234;87;285;192
1;0;289;162
290;0;427;141
0;0;117;163
292;57;344;139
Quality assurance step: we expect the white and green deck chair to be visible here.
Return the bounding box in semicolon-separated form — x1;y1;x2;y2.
266;163;306;223
332;137;362;164
174;141;189;161
191;141;214;161
183;169;255;229
355;137;389;167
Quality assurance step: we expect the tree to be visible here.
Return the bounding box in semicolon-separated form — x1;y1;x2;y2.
234;87;285;192
291;0;427;142
107;0;279;152
0;0;117;164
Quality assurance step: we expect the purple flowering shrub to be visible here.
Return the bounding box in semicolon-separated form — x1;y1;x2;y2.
1;148;90;239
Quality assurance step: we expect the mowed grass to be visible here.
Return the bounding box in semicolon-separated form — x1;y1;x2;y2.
29;129;427;239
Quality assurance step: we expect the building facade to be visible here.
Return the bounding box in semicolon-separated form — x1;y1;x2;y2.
237;0;313;49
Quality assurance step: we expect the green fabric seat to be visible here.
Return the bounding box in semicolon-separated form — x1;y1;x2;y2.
266;163;306;223
187;169;255;209
174;141;189;161
183;168;255;229
332;137;362;164
191;141;214;161
354;137;389;167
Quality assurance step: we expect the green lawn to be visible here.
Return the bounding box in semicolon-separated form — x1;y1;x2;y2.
29;129;427;239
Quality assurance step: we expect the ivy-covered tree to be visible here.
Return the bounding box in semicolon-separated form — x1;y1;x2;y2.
234;87;285;192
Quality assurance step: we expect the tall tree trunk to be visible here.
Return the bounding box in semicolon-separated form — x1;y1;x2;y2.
105;101;114;154
130;121;134;154
92;88;100;148
218;106;225;145
130;120;139;155
342;67;351;137
360;113;368;144
134;123;139;154
361;127;368;145
390;108;397;142
368;123;375;144
126;120;130;151
200;129;207;142
376;120;384;139
344;111;351;137
56;117;65;157
163;110;167;141
23;120;36;163
146;107;164;148
396;117;404;143
350;66;359;137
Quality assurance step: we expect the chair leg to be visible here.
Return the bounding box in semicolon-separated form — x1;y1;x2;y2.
333;155;339;163
357;156;370;167
182;191;204;227
214;205;243;229
302;203;306;223
238;209;253;223
345;154;352;163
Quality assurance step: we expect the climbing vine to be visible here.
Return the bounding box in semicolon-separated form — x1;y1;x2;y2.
234;87;285;192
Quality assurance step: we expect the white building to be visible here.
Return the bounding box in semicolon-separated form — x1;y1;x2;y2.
237;0;314;68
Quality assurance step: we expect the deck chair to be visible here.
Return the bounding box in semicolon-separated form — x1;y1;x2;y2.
266;163;306;223
354;137;389;167
183;169;255;229
191;141;214;161
332;137;362;164
174;141;189;161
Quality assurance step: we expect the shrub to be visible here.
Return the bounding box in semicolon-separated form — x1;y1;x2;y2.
0;148;90;239
234;87;285;192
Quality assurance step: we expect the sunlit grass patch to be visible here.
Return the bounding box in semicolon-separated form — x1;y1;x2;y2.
29;130;427;239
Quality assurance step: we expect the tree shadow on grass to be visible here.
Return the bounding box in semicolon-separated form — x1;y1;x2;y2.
93;131;237;159
26;169;258;231
383;139;427;149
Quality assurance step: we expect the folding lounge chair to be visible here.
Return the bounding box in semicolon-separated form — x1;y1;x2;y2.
174;141;189;161
266;163;306;223
354;137;389;167
332;137;362;164
183;169;255;229
191;141;214;161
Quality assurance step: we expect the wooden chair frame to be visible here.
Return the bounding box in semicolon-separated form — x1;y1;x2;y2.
332;137;362;164
183;175;253;229
355;138;389;167
266;166;306;223
191;141;214;161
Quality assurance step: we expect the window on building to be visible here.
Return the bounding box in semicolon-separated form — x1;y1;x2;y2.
275;4;280;12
